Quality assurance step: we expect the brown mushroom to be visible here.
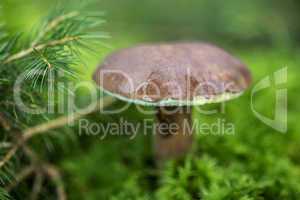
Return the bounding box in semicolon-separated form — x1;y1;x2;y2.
93;42;251;162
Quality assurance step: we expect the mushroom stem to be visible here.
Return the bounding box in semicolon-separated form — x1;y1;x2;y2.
154;106;193;162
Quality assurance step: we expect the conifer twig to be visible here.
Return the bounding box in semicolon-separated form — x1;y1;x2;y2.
3;36;80;64
24;146;66;200
5;145;66;200
5;165;35;191
32;11;80;46
0;141;23;170
0;96;115;169
0;7;108;198
23;96;114;140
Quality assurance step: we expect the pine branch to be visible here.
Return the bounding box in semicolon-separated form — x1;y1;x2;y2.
5;165;35;192
5;145;66;200
22;146;67;200
32;11;80;46
1;8;108;77
0;144;21;171
3;36;80;64
23;96;114;140
0;4;109;198
0;96;115;169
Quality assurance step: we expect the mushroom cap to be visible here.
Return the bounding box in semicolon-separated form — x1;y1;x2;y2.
93;42;251;106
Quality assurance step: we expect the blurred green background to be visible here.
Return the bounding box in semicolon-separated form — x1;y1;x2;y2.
1;0;300;199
